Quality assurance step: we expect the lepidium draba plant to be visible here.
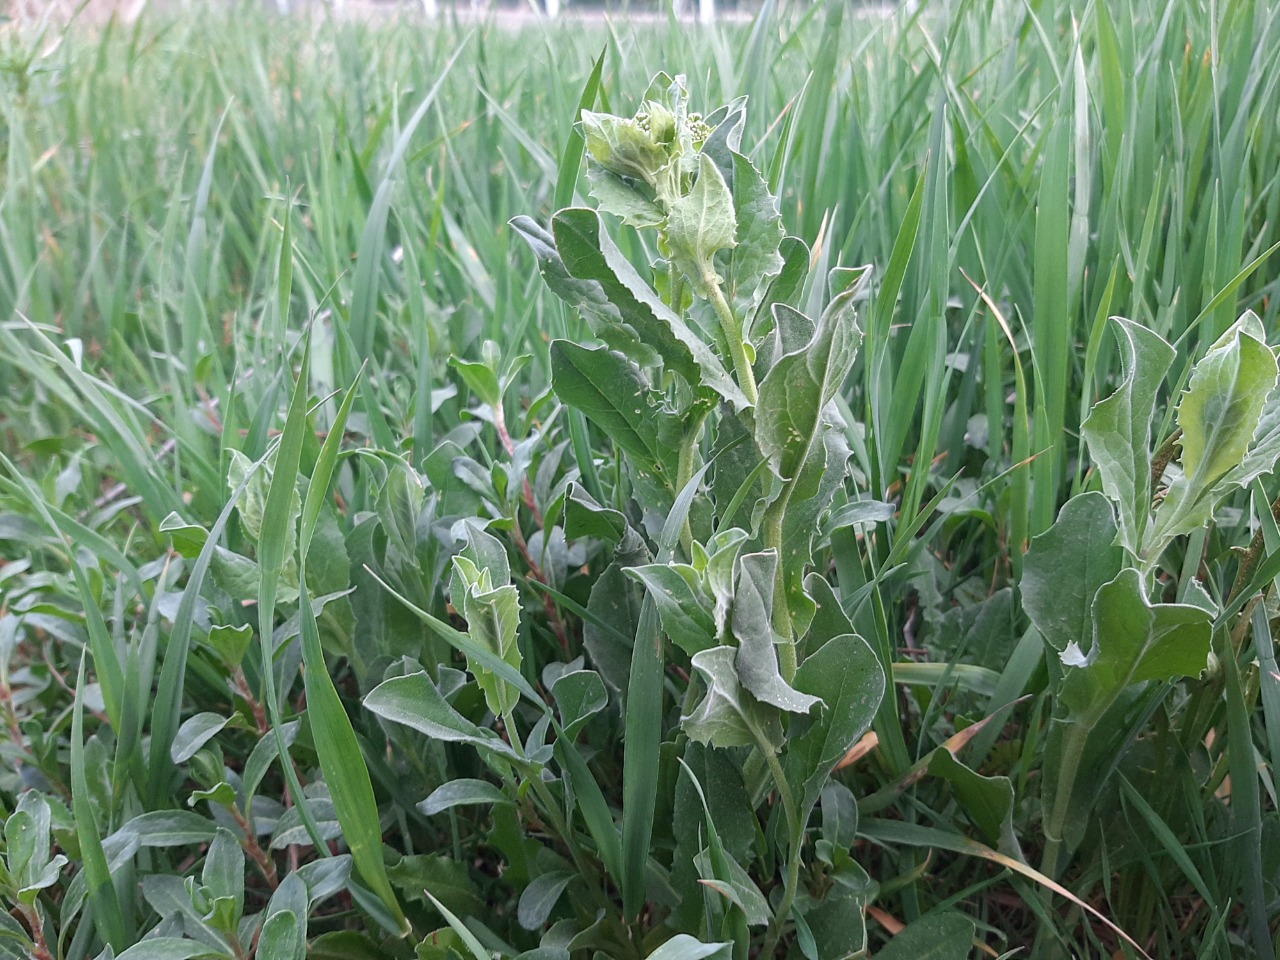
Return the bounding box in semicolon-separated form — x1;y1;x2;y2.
509;75;880;957
365;74;889;957
1024;311;1280;880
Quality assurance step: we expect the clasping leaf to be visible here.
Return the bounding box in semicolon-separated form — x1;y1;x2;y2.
448;524;522;718
1058;568;1212;723
666;154;737;297
1146;311;1278;558
1080;317;1174;555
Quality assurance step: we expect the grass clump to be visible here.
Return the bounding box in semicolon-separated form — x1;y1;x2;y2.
1;0;1280;957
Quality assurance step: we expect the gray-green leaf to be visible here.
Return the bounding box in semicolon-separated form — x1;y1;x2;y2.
1148;312;1279;555
517;871;575;930
726;151;784;315
872;913;975;960
1023;492;1124;654
1058;568;1212;724
451;554;522;717
783;633;884;825
170;713;229;764
419;779;511;816
549;208;748;410
731;551;820;713
1080;317;1174;555
626;564;716;656
257;910;304;960
643;935;733;960
200;829;244;925
1214;382;1280;497
549;669;608;739
562;483;628;544
756;292;862;483
683;646;782;751
585;165;665;228
113;940;220;960
666;154;737;296
550;342;681;501
364;672;519;760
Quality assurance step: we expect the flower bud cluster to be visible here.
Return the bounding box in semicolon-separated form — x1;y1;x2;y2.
579;74;713;212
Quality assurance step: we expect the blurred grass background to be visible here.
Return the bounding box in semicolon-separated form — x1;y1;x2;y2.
3;0;1277;536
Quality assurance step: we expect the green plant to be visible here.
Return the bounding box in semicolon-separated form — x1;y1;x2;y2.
2;2;1280;957
1026;310;1280;954
358;73;893;957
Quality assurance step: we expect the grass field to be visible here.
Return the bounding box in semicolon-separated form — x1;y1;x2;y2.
2;0;1280;957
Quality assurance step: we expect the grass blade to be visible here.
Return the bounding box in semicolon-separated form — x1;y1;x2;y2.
296;364;410;934
621;463;710;917
71;652;126;952
349;43;468;360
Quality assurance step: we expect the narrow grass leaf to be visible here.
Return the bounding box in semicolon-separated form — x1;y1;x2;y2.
297;367;409;933
622;464;710;916
554;48;607;210
72;653;126;952
349;45;466;359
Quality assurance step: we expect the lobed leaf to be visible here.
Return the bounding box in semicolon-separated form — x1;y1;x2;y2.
1058;568;1212;723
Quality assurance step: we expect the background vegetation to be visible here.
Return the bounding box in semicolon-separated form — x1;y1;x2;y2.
1;0;1279;956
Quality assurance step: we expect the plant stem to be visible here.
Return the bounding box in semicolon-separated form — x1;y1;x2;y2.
1039;721;1090;879
502;708;525;755
526;765;617;918
764;492;797;681
676;407;710;555
1149;428;1182;492
707;278;758;406
756;737;802;958
231;803;280;889
1227;494;1280;604
19;903;53;960
508;713;618;926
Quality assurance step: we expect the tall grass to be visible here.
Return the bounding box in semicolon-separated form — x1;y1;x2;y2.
2;0;1279;954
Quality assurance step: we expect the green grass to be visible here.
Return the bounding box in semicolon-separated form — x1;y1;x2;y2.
1;0;1279;956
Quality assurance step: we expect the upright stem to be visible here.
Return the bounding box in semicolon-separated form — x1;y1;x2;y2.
756;735;802;958
765;488;797;681
707;278;758;406
676;408;710;556
512;719;619;925
19;904;53;960
1040;721;1090;879
230;803;279;888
